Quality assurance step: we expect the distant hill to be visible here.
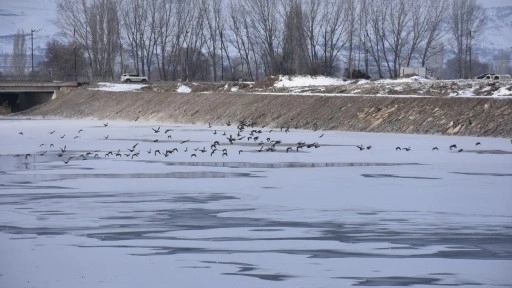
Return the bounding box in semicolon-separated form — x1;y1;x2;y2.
480;6;512;52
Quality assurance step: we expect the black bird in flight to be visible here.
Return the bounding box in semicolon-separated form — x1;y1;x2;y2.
356;145;365;151
62;156;74;164
432;147;439;151
18;132;23;135
475;142;481;146
152;127;161;133
103;122;109;127
449;144;457;150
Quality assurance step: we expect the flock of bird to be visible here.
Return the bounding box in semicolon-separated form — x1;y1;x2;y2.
12;120;501;165
12;120;321;165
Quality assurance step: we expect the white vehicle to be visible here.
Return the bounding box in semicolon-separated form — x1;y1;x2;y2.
121;73;148;83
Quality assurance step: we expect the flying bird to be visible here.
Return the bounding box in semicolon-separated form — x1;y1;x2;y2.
62;156;74;164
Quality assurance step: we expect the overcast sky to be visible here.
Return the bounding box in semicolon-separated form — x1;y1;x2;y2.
479;0;512;8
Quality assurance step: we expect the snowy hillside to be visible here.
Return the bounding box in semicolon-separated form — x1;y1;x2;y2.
481;6;512;51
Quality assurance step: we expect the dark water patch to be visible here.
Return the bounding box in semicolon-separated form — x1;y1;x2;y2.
222;272;292;281
159;161;424;169
202;260;256;267
172;194;237;204
341;276;442;286
38;211;75;216
1;171;258;183
0;183;70;190
251;228;283;232
451;172;512;177
361;174;441;180
464;149;512;155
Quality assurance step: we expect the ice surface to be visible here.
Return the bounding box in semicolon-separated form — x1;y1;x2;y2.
0;118;511;288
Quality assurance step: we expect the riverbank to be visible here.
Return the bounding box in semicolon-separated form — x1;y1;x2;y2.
16;87;512;137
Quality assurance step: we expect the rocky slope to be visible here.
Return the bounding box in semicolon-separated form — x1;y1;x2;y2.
18;87;512;138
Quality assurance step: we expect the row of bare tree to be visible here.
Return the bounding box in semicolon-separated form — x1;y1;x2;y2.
11;0;488;81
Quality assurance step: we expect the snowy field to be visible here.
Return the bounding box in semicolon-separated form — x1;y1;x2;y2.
0;118;511;288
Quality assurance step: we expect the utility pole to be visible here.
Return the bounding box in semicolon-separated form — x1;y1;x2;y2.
31;28;35;79
220;30;224;82
469;29;472;79
74;27;77;82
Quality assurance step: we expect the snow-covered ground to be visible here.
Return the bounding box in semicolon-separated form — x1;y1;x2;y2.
86;75;512;97
89;82;148;92
1;118;511;287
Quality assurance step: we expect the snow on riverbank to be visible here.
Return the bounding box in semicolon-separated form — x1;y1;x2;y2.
89;82;147;92
274;75;350;87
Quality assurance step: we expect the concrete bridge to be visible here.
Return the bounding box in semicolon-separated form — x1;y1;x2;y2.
0;82;79;113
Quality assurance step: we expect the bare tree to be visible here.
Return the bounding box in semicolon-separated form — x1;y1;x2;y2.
228;0;259;80
56;0;121;81
320;0;349;76
121;0;159;79
450;0;485;78
154;0;175;80
41;39;86;81
281;0;309;75
11;29;27;77
302;0;324;74
419;0;449;68
243;0;281;76
202;0;224;81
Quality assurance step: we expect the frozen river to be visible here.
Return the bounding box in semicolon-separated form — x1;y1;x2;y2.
1;118;511;287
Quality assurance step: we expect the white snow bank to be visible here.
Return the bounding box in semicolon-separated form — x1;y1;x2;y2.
89;82;147;92
375;76;431;84
177;84;191;93
492;86;512;96
274;75;349;87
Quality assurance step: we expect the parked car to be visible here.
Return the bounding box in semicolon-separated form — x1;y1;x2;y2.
475;73;510;80
121;73;148;82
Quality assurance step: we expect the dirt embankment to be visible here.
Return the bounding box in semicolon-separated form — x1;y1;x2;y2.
19;88;512;137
